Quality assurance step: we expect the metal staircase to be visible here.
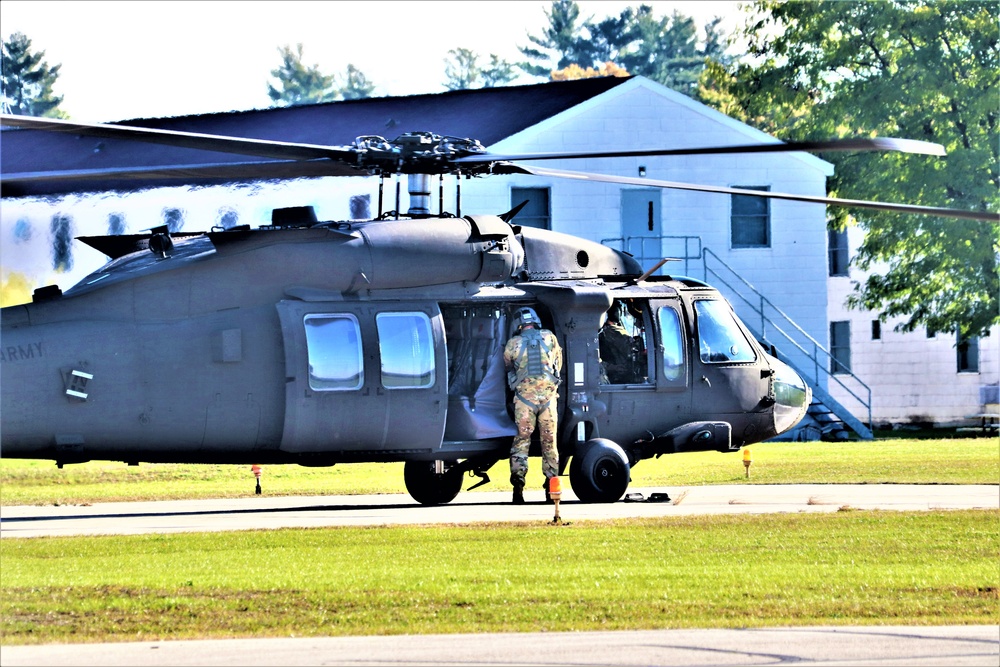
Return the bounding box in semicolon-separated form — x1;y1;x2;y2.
603;235;873;440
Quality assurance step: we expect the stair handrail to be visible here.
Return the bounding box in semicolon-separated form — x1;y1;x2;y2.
601;235;703;277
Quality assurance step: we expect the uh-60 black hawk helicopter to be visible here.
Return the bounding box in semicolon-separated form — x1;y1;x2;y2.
1;110;995;505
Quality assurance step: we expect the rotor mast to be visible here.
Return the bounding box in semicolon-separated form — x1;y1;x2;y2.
352;132;487;219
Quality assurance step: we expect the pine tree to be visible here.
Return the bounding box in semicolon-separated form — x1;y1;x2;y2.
339;64;375;100
444;49;516;90
518;0;592;76
1;32;64;117
267;44;337;107
519;1;731;98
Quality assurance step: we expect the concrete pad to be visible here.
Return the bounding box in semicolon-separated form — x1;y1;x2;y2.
2;484;997;538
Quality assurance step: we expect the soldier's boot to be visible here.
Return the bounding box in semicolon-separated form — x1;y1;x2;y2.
512;485;525;505
543;479;553;504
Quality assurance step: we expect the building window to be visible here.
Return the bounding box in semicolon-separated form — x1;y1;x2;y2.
731;186;770;248
349;194;371;220
511;187;550;229
830;321;851;375
957;334;979;373
871;320;881;340
828;228;849;276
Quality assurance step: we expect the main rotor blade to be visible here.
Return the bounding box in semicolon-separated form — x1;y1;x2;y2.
0;158;366;188
503;164;998;223
0;160;367;197
457;137;946;164
0;113;359;163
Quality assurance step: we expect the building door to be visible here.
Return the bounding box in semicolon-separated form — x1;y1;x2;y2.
621;189;662;273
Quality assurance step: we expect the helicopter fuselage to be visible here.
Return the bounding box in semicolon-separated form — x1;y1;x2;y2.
0;214;810;503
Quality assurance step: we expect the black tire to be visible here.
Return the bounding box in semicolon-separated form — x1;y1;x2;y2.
403;460;463;505
569;438;631;503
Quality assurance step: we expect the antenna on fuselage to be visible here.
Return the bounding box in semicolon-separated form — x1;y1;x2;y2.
635;258;677;283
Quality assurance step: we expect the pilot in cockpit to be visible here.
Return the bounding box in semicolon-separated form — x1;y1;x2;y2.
599;303;636;384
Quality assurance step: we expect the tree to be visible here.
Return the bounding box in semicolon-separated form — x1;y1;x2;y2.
1;32;64;117
519;2;731;97
481;55;516;88
267;44;337;106
339;64;375;100
518;0;593;76
551;61;629;81
443;48;516;90
444;48;479;90
710;0;998;338
267;45;375;105
617;8;704;95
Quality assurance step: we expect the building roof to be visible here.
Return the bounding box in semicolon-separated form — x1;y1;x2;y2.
1;77;634;197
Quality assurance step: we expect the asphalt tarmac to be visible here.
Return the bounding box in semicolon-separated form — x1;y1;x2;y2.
2;484;998;538
3;626;998;666
3;484;997;666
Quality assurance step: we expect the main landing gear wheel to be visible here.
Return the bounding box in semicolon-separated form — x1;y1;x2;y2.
404;460;463;505
569;438;631;503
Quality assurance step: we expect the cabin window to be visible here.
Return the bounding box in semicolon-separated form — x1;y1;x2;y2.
304;314;363;391
511;187;551;230
957;333;979;373
730;186;770;248
830;320;851;375
695;300;756;363
657;306;685;381
376;312;436;388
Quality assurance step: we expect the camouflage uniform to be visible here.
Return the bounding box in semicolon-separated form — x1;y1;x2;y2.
504;323;562;491
599;318;634;384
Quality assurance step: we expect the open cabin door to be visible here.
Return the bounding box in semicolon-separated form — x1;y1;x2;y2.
276;300;447;457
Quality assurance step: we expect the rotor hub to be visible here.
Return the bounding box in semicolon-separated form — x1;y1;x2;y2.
353;132;488;176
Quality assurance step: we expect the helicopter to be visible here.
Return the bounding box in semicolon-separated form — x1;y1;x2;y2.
1;104;995;505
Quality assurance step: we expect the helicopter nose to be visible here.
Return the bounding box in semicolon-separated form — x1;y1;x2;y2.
771;358;811;436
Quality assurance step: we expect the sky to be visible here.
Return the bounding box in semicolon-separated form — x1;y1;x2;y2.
1;1;746;122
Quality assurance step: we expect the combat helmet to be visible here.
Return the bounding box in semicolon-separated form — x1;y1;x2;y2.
512;307;541;334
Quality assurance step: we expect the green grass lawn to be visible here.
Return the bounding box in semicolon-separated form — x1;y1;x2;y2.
1;436;996;506
2;511;997;644
2;435;996;645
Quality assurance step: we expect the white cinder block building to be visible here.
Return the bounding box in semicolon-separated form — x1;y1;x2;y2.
827;224;999;428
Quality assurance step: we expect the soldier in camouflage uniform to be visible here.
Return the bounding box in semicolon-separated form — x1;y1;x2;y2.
504;307;562;504
599;303;636;384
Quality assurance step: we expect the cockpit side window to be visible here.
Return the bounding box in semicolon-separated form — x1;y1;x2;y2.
599;299;652;385
304;314;364;390
657;306;685;381
694;300;756;364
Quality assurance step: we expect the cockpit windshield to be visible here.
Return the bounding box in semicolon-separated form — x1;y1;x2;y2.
694;299;756;364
